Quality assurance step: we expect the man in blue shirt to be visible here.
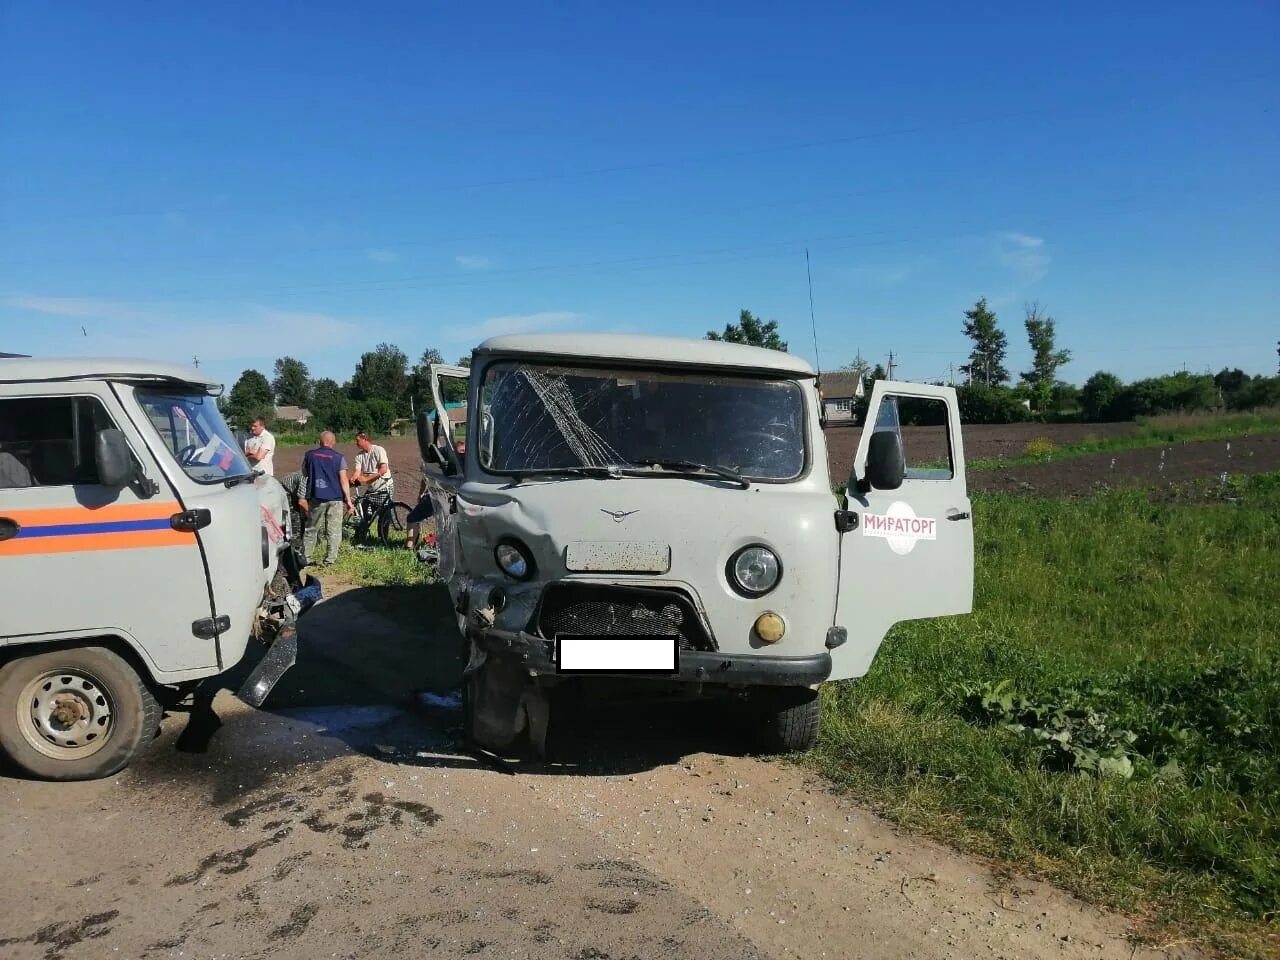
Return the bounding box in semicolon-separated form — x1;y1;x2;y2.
301;431;353;566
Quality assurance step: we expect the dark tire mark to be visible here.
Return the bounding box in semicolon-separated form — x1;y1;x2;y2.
164;828;292;886
584;897;641;915
0;910;119;960
268;902;320;941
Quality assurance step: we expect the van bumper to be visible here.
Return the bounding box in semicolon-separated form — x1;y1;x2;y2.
470;627;832;687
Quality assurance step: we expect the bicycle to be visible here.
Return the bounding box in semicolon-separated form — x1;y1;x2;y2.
344;483;413;548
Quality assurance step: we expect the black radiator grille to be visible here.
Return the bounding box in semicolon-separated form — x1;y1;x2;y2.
536;584;716;652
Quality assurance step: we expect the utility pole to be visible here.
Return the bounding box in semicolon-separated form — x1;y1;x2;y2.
887;351;897;380
192;355;200;369
948;362;955;387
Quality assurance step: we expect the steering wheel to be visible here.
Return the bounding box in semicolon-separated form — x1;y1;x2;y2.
175;443;201;466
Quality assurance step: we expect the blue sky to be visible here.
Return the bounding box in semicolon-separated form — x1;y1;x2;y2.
2;1;1277;389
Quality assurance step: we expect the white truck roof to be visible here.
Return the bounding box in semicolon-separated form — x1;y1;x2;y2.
0;356;220;390
476;332;817;377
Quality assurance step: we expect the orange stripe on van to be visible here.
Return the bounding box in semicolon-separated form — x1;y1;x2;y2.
0;528;194;556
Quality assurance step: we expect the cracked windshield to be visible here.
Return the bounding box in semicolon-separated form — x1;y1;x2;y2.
479;362;806;480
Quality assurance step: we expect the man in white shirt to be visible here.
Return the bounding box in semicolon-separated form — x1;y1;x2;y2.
244;417;276;476
351;431;393;498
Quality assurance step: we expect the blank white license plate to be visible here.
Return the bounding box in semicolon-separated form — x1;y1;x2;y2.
555;636;678;674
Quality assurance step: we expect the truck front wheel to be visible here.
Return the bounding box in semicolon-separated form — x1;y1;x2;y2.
751;686;821;753
0;646;160;781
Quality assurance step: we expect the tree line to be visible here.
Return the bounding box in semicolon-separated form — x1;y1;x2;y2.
709;302;1278;424
219;305;1275;433
219;344;469;434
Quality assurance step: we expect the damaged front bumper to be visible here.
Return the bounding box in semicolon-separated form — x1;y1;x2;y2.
469;626;832;687
236;555;324;707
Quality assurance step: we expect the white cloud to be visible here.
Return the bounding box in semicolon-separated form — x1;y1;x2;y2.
454;255;493;270
444;310;581;343
2;293;360;362
365;248;399;263
1;294;150;321
997;232;1050;283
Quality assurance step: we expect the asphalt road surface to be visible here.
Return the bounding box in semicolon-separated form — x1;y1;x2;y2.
0;578;1200;960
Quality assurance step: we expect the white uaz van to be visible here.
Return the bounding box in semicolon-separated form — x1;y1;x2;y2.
419;334;974;756
0;358;312;780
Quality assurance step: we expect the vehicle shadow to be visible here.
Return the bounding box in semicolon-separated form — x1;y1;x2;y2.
174;580;756;778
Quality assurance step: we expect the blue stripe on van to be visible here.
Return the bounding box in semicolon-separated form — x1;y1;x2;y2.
16;518;173;539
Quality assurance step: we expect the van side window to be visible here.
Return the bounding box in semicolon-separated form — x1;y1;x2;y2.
871;395;955;480
0;396;117;488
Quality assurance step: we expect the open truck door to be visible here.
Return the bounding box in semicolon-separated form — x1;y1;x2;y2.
415;364;471;585
829;380;974;681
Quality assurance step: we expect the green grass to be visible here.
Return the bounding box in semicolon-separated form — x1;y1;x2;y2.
809;474;1280;957
326;541;435;586
969;407;1280;470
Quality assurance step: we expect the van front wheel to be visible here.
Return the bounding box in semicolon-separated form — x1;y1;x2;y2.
750;686;820;753
0;646;159;781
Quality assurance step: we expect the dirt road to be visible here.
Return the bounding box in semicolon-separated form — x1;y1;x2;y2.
0;579;1198;960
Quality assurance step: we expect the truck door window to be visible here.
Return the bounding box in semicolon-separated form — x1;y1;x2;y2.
0;396;118;488
873;395;954;480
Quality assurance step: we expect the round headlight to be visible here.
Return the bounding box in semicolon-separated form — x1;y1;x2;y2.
729;545;781;597
495;540;533;580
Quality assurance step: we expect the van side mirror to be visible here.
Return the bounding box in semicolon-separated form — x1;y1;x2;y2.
415;411;435;464
862;431;905;492
94;429;134;488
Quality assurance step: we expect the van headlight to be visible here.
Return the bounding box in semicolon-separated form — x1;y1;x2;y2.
495;539;535;581
728;544;781;597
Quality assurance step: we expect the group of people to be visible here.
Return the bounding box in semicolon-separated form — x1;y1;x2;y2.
243;419;433;567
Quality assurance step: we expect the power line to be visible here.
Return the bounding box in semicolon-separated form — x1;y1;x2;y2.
2;67;1271;228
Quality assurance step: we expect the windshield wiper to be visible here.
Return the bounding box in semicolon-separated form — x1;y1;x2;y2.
626;459;750;489
510;465;623;482
223;472;257;488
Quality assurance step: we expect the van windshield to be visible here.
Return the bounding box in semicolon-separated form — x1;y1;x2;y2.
478;362;807;481
135;389;251;483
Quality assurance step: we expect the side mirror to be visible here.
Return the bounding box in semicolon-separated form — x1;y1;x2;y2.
863;431;905;491
415;411;435;464
94;429;134;488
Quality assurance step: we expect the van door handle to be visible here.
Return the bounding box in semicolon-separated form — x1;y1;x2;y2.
0;517;19;542
946;510;970;521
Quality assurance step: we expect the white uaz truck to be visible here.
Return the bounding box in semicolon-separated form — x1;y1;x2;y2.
419;333;974;756
0;357;314;780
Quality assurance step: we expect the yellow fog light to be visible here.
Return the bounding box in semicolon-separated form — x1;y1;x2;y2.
754;612;786;644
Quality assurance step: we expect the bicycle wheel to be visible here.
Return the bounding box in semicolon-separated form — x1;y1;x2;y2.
377;501;413;547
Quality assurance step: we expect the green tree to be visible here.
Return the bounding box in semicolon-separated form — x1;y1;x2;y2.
225;369;273;428
310;377;343;419
1080;371;1124;421
1050;381;1081;415
350;343;409;411
959;298;1009;386
271;356;312;406
706;309;788;351
1019;302;1071;410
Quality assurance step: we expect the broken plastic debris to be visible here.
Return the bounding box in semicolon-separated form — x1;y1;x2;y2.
417;690;462;710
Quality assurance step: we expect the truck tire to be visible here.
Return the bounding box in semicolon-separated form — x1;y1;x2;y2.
0;646;160;781
751;687;821;753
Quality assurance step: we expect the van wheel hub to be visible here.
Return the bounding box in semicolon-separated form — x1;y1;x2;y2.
18;670;114;759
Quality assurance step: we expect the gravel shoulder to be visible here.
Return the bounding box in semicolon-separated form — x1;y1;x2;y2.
0;578;1201;960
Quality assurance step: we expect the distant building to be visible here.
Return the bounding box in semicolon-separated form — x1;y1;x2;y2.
274;405;312;425
818;372;866;423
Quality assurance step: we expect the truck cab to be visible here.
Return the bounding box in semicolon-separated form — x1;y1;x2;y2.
0;357;313;780
420;333;974;756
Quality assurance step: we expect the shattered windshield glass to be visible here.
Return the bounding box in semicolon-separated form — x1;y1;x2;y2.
478;362;807;481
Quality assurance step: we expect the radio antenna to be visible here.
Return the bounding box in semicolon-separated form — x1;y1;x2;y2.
805;247;822;378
